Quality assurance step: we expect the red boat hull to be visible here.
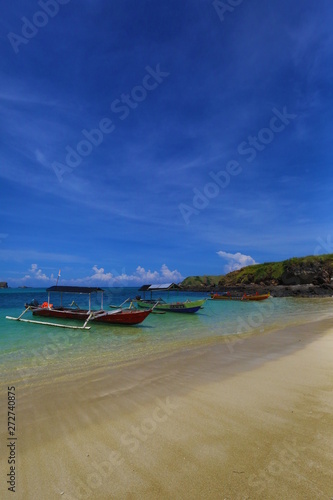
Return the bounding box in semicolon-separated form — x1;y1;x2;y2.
31;307;151;325
211;293;270;301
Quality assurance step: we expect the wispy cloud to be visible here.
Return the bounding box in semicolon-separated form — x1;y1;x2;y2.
0;249;89;263
1;1;333;282
35;149;48;168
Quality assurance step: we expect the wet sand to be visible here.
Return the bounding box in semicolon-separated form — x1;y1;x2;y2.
1;318;332;499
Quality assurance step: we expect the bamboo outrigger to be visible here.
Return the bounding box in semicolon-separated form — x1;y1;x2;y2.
6;286;152;330
6;305;92;329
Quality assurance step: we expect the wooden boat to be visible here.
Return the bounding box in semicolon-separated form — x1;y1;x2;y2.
135;283;206;313
110;299;166;315
6;286;152;330
27;304;151;325
210;292;270;301
136;298;206;313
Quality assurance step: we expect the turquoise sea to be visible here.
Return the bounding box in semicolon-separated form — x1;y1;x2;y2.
1;287;333;389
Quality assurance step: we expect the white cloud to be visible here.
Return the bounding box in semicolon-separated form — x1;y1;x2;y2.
14;263;183;287
22;263;53;283
78;264;184;286
217;251;257;273
160;263;184;282
89;265;114;282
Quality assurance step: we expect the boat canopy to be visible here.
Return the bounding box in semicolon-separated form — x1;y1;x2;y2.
138;283;181;292
46;286;104;294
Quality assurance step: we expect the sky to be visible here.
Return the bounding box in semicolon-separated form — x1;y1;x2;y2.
1;0;333;287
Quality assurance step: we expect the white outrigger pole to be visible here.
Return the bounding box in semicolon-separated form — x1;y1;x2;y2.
5;285;109;330
6;306;92;330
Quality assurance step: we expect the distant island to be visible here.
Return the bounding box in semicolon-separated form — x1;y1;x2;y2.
180;254;333;297
0;281;8;289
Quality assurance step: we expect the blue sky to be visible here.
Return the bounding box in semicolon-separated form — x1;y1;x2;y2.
1;0;333;286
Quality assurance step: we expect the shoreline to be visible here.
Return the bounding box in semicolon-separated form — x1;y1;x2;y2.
1;316;332;498
2;303;332;392
181;283;333;297
2;283;333;297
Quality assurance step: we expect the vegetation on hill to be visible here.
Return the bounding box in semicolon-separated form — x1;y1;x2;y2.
180;254;333;288
180;275;222;288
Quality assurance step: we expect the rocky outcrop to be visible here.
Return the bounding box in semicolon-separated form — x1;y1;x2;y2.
279;260;332;286
218;255;333;287
180;254;333;297
0;281;8;288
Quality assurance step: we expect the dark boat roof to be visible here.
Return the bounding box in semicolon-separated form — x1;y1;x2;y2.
138;283;181;292
46;286;104;293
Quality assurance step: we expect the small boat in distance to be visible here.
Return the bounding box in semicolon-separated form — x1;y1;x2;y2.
211;292;270;301
6;286;152;330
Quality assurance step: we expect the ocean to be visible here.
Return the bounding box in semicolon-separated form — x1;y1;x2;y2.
1;287;333;390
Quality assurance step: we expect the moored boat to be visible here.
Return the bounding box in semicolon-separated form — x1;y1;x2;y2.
134;283;206;313
211;292;270;301
7;286;152;329
136;298;206;313
28;304;151;325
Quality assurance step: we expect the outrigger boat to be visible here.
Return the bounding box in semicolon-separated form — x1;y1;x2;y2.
136;298;206;313
210;292;270;301
109;298;167;314
6;286;152;330
135;283;206;313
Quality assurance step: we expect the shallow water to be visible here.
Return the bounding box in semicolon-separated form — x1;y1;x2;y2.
1;287;332;387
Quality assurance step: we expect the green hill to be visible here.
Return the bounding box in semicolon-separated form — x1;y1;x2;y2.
181;254;333;288
181;275;222;288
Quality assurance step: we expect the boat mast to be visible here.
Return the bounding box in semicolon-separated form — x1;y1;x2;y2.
56;269;62;305
56;269;61;286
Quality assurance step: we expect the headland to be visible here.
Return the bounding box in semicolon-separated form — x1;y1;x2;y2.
180;253;333;297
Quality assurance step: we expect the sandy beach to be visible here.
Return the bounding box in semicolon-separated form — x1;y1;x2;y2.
1;318;332;499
